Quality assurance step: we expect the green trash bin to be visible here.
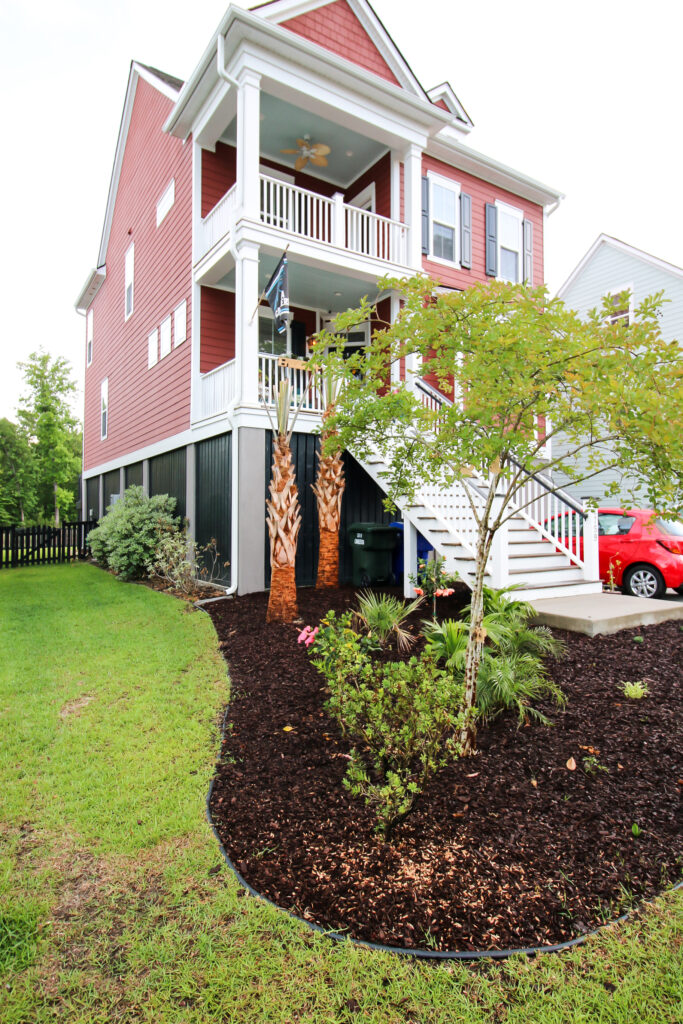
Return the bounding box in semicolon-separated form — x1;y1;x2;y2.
347;522;402;587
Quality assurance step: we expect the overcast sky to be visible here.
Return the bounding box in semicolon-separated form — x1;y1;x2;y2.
1;0;680;420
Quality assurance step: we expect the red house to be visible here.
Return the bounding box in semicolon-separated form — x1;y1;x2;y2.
76;0;601;600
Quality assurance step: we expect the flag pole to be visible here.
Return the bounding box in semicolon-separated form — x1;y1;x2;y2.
249;245;290;325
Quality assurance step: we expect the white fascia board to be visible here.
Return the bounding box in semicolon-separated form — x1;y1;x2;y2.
95;63;181;270
557;233;683;298
258;0;426;98
427;134;564;211
427;82;473;130
164;7;450;140
74;266;106;313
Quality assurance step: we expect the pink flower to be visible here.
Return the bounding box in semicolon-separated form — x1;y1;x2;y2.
297;626;312;644
414;587;424;596
443;588;455;597
304;627;319;647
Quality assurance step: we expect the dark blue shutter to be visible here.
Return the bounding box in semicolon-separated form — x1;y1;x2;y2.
460;192;472;269
523;219;533;284
485;203;497;276
421;176;429;255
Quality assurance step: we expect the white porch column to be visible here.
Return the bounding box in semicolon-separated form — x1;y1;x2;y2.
331;192;345;247
390;151;402;223
235;239;261;407
489;496;510;590
390;292;401;385
403;143;423;270
583;507;600;581
403;520;418;598
236;70;261;221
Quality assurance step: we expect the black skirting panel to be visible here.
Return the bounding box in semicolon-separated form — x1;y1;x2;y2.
149;448;187;521
85;477;100;521
125;462;143;489
102;469;121;513
195;433;232;584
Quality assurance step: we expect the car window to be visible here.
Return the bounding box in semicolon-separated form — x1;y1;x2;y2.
656;518;683;537
598;513;636;536
547;514;579;538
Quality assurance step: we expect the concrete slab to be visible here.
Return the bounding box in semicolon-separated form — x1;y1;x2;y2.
530;591;683;637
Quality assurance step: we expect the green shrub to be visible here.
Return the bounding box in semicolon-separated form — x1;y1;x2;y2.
87;486;179;580
146;530;229;594
352;590;423;650
309;611;464;836
425;585;566;725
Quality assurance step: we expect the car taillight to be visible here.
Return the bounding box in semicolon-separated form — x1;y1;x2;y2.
657;539;683;555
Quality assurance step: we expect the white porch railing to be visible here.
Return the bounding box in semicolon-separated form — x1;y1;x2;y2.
345;204;408;264
260;175;334;244
196;360;236;420
258;354;324;413
197;184;237;260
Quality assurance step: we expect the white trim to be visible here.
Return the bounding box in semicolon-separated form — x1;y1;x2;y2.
347;181;375;212
148;328;159;368
86;309;93;367
100;378;109;440
259;163;294;184
604;282;634;326
495;199;524;284
124;242;134;320
160;315;172;358
427;169;460;266
74;266;106;312
426;82;472;129
557;233;683;298
156;178;175;226
174;300;187;346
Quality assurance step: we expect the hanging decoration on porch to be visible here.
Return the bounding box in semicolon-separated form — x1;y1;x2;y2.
280;135;331;171
264;252;291;335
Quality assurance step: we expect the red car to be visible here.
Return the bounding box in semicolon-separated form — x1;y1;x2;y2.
596;509;683;599
548;508;683;598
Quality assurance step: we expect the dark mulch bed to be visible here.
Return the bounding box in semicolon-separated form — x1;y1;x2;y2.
206;587;682;952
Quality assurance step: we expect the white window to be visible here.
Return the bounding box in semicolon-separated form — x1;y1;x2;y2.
605;284;633;327
86;309;93;366
258;312;288;357
496;201;524;283
100;379;108;439
156;179;175;227
428;172;460;264
160;316;172;358
173;301;187;346
148;328;158;368
124;243;134;320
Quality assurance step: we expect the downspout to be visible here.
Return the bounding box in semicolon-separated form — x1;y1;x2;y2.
216;32;240;597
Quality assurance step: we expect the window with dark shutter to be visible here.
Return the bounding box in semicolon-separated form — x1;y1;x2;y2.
485;203;497;277
421;176;429;255
460;193;472;269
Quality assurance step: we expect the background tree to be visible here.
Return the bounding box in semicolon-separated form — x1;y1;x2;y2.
318;276;683;754
17;351;81;525
0;419;38;526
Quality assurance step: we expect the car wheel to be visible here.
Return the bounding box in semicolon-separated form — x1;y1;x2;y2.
675;585;683;596
622;564;666;600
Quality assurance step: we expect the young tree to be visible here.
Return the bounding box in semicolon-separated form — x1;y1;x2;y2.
17;351;82;525
265;379;302;623
317;277;683;754
312;365;346;588
0;419;38;526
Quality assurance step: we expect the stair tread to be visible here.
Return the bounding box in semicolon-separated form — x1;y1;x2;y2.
517;579;602;591
509;566;582;576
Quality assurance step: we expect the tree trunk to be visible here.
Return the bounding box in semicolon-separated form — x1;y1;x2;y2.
312;412;345;589
266;435;301;623
316;527;340;588
460;529;490;755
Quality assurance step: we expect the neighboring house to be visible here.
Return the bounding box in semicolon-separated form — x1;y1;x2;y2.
556;234;683;503
76;0;601;601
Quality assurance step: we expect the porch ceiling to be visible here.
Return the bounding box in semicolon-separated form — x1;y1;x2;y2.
216;254;381;313
220;91;386;189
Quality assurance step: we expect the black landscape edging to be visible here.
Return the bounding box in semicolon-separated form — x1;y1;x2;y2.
204;619;683;962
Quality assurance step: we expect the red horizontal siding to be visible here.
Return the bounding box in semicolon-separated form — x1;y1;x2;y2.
200;288;235;373
202;142;236;218
83;76;193;471
345;152;391;218
282;1;400;86
421;154;545;288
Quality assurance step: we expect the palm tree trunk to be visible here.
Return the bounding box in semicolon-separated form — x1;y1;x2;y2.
266;435;301;623
313;441;345;589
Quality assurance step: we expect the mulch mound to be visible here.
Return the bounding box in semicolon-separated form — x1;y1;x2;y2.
206;587;682;952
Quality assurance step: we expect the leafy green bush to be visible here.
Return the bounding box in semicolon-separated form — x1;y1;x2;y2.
146;530;229;595
87;486;179;580
308;611;464;836
352;590;423;651
424;585;566;725
408;554;459;619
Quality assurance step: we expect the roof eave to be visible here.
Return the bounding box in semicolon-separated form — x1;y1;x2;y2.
75;266;106;313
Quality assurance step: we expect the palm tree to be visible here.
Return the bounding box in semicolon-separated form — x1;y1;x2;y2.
266;379;302;623
312;370;345;588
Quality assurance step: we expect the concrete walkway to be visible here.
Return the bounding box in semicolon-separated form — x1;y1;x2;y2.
530;590;683;636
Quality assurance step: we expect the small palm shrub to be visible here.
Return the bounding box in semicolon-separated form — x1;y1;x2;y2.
87;486;179;580
306;611;465;836
352;590;423;651
424;585;566;725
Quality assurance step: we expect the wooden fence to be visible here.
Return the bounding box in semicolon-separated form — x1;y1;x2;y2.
0;521;97;569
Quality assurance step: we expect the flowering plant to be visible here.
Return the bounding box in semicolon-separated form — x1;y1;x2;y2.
408;554;459;620
297;625;319;647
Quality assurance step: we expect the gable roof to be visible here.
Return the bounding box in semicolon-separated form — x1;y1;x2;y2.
558;233;683;298
74;62;182;311
254;0;427;98
427;82;473;130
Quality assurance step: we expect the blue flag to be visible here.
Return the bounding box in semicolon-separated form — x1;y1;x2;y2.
265;254;290;335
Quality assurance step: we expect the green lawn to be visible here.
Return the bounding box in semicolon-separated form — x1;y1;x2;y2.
0;563;681;1023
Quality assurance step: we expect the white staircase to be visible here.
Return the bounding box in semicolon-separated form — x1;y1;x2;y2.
358;380;603;603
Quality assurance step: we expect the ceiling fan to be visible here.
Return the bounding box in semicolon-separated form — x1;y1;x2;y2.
280;135;331;171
